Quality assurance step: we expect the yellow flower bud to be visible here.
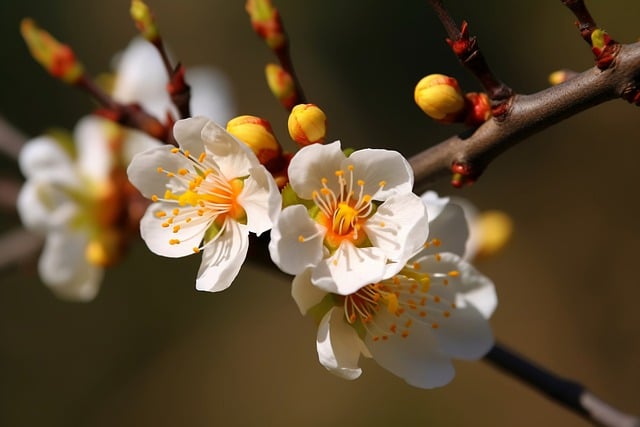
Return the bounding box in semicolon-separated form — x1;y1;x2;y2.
20;18;84;84
265;63;296;110
245;0;285;50
226;115;281;165
474;210;513;259
414;74;465;123
288;104;327;146
130;0;159;42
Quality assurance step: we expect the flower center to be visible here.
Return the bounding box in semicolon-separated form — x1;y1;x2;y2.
342;242;458;341
151;148;246;252
309;165;384;250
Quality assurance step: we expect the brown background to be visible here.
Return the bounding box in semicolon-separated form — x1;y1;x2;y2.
1;1;639;426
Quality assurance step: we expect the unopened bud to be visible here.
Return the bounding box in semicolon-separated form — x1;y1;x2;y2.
414;74;465;123
20;18;84;84
591;29;607;51
245;0;285;50
130;0;159;42
464;92;491;127
226;115;281;165
288;104;326;146
265;63;296;110
474;210;513;259
548;69;577;86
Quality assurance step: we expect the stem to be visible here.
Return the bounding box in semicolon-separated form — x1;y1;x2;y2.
426;0;513;103
485;342;639;427
561;0;598;44
275;43;307;108
408;41;640;191
0;115;27;160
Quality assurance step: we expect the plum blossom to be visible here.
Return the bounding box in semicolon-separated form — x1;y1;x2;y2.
17;116;155;301
292;193;497;388
127;117;281;292
269;141;429;295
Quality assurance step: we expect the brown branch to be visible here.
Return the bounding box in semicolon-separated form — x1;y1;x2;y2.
0;228;42;272
427;0;513;105
0;116;27;160
409;41;640;192
561;0;598;44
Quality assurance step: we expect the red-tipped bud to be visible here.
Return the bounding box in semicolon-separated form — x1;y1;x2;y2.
414;74;465;123
130;0;160;42
245;0;285;51
288;104;327;147
265;63;296;110
20;18;84;84
226;115;282;166
464;92;491;127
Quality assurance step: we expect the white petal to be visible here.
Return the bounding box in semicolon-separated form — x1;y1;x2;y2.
366;310;456;389
172;116;210;156
288;141;346;199
200;119;259;178
416;252;498;319
449;196;481;260
238;165;281;236
195;220;249;292
421;191;450;222
74;115;114;182
268;205;325;275
347;148;413;200
311;241;387;295
434;302;494;360
17;181;79;233
364;192;429;262
127;144;192;199
140;202;210;258
423;202;469;257
121;129;163;166
112;37;173;119
38;231;103;302
316;307;363;380
292;268;328;315
187;67;236;124
19;136;75;184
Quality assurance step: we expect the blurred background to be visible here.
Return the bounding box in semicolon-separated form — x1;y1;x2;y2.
1;0;640;426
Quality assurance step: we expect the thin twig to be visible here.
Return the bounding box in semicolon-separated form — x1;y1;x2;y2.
485;342;639;427
561;0;599;44
0;116;27;160
0;228;42;272
408;41;640;191
426;0;513;105
0;178;21;212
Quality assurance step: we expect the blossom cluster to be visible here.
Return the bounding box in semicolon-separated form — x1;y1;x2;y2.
16;1;499;390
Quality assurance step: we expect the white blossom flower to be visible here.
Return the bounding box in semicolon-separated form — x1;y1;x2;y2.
17;116;156;301
127;116;281;292
269;141;429;295
292;193;497;388
112;37;236;124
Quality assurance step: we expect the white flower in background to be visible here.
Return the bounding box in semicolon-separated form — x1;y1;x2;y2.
111;37;236;124
269;141;429;295
17;116;157;301
127;116;281;292
292;193;497;388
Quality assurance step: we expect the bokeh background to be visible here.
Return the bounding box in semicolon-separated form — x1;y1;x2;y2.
1;1;639;426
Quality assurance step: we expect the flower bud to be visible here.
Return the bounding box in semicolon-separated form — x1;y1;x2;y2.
226;115;281;165
464;92;491;127
245;0;285;51
20;18;84;84
548;70;577;86
414;74;465;123
474;210;513;259
265;63;296;110
288;104;327;146
130;0;159;42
